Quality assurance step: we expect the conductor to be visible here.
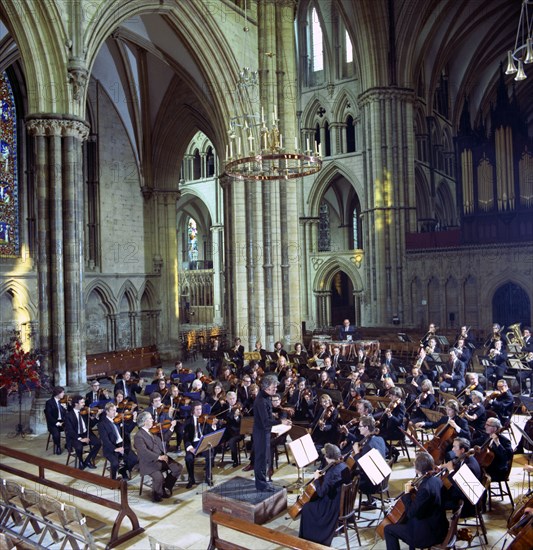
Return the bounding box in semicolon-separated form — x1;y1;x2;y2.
253;374;291;492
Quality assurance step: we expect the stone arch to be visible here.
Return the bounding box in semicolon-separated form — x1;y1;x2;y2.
138;280;159;346
301;96;330;130
444;275;459;329
331;88;359;121
427;276;442;327
177;192;213;269
409;276;424;328
0;280;37;345
307;161;361;217
481;276;532;327
85;281;117;354
463;275;479;328
415;166;432;228
435;179;457;229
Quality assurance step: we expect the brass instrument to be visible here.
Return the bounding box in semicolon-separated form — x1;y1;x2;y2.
506;323;525;347
484;325;504;348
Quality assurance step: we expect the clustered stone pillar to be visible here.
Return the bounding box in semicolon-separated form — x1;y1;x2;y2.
26;116;89;387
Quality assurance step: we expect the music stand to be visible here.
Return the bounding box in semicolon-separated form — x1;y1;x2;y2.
453;463;485;506
194;428;226;486
288;434;319;487
317;388;343;404
398;333;412;343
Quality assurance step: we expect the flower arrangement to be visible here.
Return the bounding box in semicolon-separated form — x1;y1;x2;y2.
0;330;47;396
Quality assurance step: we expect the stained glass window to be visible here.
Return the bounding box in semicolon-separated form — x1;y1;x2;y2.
0;72;18;256
188;217;199;269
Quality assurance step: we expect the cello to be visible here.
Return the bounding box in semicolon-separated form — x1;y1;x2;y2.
423;418;459;465
288;459;340;520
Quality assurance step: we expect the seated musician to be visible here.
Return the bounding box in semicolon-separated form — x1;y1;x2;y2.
380;363;398;383
64;395;101;470
145;392;177;443
415;400;471;456
377;376;396;397
299;443;351;546
463;390;486;437
162;384;184;451
471;417;513;482
355;347;370;373
417;347;438;383
184;400;219;487
311;342;330;366
338;318;357;341
113;390;137;439
217;365;235;392
253;341;269;369
218;391;242;468
317;368;336;390
341;384;361;410
44;386;67;455
310;394;339;464
485;323;505;350
85;380;110;407
339;399;374;450
349;368;367;397
206;337;222;378
350;416;387;509
375;387;406;459
516;327;533;395
322;356;337;382
208;382;227;415
237;374;254;413
454;337;472;366
407;379;436;424
329;345;344;376
273;340;288;361
134;411;183;502
382;349;402;380
421;323;438;348
189;378;207;402
151;367;166;384
462;373;485;404
384;452;448;550
274;355;290;377
426;337;441;355
155;378;170;402
485;339;508;388
291;342;308;366
288;377;315;422
440;437;481;516
439;349;466;393
406;365;427;392
114;370;143;404
169;360;183;379
98;402;138;480
230;337;244;371
485;379;514;424
458;325;475;349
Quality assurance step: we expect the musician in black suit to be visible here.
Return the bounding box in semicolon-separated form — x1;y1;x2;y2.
98;402;138;479
486;379;514;424
485;340;508;388
184;400;219;488
145;392;178;443
44;386;67;455
229;337;245;371
415;400;471;449
384;452;448;550
113;371;142;403
338;318;356;341
64;395;101;470
439;349;466;393
134;411;183;502
471;417;513;482
463;391;487;437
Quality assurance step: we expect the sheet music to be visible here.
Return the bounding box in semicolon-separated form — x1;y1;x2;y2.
453;464;485;505
271;423;291;436
288;434;319;469
357;448;391;485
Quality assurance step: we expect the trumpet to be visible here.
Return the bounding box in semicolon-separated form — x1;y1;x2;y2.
489;348;500;360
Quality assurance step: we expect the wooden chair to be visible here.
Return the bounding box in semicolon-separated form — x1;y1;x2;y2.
488;459;514;511
45;430;65;452
426;500;464;550
335;476;361;548
0;479;23;529
34;494;66;546
13;484;43;539
62;502;106;549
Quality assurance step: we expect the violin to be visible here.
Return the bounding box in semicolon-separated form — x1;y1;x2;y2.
149;419;173;434
113;411;134;423
200;375;213;384
199;414;219;426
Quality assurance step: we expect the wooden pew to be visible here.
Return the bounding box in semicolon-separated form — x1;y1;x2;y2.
86;345;161;382
0;445;143;549
208;509;330;550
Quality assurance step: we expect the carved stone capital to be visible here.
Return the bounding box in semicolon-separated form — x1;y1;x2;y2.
68;67;89;102
358;87;416;108
26;117;90;141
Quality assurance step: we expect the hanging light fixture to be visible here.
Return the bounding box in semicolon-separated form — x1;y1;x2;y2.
224;2;322;181
504;0;533;81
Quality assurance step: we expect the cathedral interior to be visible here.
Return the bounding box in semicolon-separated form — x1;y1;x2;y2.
0;1;533;547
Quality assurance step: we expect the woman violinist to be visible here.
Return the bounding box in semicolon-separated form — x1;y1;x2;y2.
298;443;351;546
463;390;487;438
377;387;406;461
208;382;227;416
310;394;339;465
407;379;436;424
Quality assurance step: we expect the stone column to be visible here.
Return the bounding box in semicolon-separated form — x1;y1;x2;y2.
358;88;415;326
26;116;89;386
210;224;224;325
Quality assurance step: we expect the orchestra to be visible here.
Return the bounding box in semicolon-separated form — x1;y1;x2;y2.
38;321;533;548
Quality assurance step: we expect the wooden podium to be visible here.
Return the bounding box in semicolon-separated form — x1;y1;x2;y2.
202;476;287;524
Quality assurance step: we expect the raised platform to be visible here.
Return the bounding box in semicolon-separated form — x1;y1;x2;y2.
202;476;287;525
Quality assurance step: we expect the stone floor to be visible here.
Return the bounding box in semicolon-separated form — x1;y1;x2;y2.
0;358;531;549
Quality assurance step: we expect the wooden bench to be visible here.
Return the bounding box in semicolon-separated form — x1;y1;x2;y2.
86;345;161;382
208;509;330;550
0;445;143;549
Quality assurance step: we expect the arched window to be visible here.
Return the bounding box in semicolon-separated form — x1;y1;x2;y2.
346;115;356;153
193;149;201;180
0;72;18;256
318;201;330;251
206;146;215;177
342;29;354;78
314;123;321;153
307;6;324;85
324;121;331;157
187;217;199;269
352;198;362;248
